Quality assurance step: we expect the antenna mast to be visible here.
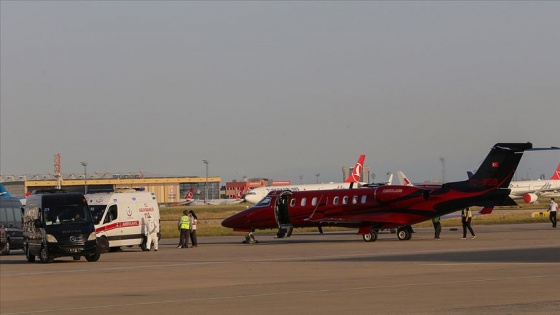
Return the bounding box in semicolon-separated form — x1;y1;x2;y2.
54;153;62;189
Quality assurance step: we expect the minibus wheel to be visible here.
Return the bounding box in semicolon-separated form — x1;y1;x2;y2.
39;246;53;263
1;239;10;255
85;249;100;262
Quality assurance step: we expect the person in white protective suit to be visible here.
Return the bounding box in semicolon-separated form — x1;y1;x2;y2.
145;213;159;251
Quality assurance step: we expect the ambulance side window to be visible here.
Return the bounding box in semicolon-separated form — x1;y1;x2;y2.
104;205;118;224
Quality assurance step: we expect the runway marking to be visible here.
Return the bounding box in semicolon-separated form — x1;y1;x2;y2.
0;261;227;277
3;274;560;315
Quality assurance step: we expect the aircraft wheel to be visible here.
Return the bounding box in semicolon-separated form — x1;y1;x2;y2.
362;231;378;242
73;255;81;261
243;234;258;244
397;228;411;241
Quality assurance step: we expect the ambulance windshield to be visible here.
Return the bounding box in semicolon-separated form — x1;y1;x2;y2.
89;205;107;225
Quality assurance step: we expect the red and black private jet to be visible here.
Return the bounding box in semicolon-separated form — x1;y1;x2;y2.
222;143;535;243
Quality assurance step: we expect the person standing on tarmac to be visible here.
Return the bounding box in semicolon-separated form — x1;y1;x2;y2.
189;210;198;247
432;216;441;240
549;198;558;228
144;213;159;251
177;210;191;248
461;207;476;239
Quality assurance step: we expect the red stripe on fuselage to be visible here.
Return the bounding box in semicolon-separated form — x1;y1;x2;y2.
95;221;140;234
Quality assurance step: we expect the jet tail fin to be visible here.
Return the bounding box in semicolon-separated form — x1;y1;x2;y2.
448;143;533;189
385;173;393;185
397;171;413;186
0;183;12;197
185;188;194;200
344;154;366;183
550;162;560;180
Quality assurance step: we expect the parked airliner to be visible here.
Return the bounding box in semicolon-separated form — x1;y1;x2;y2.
244;155;371;204
509;162;560;203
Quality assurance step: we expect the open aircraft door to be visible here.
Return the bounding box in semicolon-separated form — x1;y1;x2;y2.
274;191;293;238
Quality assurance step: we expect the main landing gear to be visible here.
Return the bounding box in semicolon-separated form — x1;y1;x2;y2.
362;230;378;242
397;225;414;241
360;225;414;242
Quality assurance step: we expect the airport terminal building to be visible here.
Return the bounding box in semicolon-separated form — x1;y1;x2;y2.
1;174;222;204
2;165;371;203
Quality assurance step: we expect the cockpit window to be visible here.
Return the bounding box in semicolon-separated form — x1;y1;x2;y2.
255;197;272;207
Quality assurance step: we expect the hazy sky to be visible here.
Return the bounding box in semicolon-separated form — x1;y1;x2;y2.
1;1;559;184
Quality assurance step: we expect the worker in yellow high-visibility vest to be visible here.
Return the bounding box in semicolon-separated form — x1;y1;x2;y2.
177;210;191;248
461;207;475;239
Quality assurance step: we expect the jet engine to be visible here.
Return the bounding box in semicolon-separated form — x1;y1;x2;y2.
523;193;539;204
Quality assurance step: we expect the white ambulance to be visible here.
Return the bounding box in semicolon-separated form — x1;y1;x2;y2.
86;189;160;252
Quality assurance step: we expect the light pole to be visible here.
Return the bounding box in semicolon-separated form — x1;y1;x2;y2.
203;160;208;202
439;157;445;183
80;162;88;194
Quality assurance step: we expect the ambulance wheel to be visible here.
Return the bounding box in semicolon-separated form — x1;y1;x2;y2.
362;231;378;242
73;255;81;261
98;236;109;253
25;245;36;263
39;246;53;263
86;248;101;262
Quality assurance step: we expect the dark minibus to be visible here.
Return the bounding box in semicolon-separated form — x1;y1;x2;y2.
23;192;100;263
0;196;24;255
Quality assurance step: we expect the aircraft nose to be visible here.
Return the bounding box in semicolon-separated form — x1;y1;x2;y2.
221;213;242;228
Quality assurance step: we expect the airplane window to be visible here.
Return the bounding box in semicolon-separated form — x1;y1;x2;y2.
311;197;318;206
255;197;271;207
333;196;339;205
290;199;296;207
343;196;348;205
301;198;307;207
352;196;358;204
361;195;367;204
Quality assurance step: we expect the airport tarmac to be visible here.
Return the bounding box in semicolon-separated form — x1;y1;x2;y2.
1;223;559;315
